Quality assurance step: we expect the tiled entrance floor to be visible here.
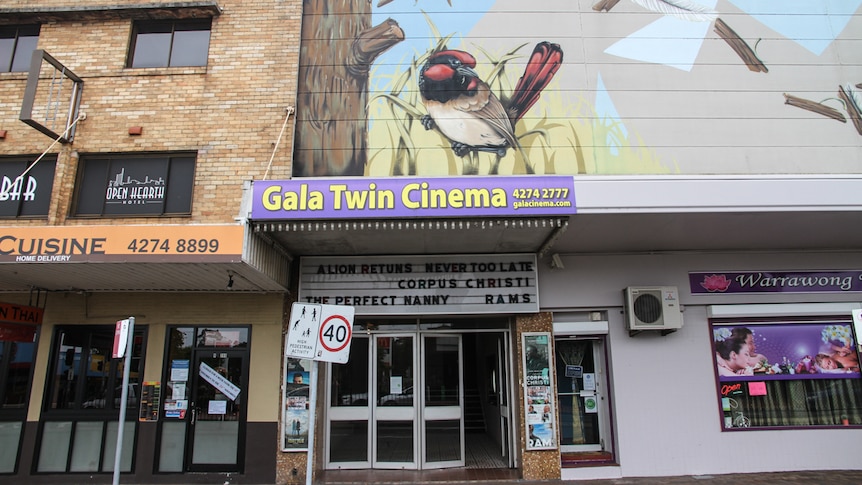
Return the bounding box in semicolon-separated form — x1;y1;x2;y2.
318;467;520;484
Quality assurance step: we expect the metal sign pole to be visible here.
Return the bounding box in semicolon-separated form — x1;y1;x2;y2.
305;361;319;485
112;316;134;485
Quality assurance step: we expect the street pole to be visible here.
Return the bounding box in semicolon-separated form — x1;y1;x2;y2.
113;316;134;485
305;360;318;485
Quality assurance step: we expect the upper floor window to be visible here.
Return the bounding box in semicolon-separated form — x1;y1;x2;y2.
0;25;40;73
0;156;56;219
128;19;211;68
72;153;196;217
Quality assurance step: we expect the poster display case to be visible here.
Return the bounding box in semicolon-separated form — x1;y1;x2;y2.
522;332;557;450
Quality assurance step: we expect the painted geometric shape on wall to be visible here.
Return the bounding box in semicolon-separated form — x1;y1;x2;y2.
604;6;715;72
594;73;628;156
727;0;862;55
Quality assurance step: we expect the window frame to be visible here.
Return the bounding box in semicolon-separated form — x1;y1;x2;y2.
711;316;862;431
71;153;196;218
127;19;212;68
0;335;39;419
42;325;147;415
0;25;40;73
0;155;57;219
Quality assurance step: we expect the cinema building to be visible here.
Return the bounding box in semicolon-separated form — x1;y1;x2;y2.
1;1;862;485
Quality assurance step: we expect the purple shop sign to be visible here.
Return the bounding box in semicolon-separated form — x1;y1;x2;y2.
251;176;576;219
690;271;862;295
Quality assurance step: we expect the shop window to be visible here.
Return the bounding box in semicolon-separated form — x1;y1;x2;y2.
0;25;39;73
72;153;195;217
44;325;146;412
712;317;862;429
0;328;38;474
36;325;146;473
128;20;211;68
0;156;56;218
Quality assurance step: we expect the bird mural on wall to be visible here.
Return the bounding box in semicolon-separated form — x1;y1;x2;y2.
418;41;564;158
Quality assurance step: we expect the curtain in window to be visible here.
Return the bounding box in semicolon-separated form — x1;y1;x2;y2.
730;379;862;427
556;340;587;443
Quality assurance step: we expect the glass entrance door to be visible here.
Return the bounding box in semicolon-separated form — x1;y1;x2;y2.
494;334;514;467
555;338;610;453
372;335;416;468
327;332;466;470
157;326;250;474
187;349;246;471
421;335;464;469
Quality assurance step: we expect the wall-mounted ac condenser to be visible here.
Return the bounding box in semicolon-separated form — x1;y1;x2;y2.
623;286;683;335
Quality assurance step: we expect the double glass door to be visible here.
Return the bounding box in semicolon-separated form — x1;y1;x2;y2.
327;333;464;469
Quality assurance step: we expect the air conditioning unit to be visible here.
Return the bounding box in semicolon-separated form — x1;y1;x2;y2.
624;286;683;335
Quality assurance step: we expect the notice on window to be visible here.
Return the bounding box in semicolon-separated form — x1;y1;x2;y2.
209;400;227;415
199;362;240;401
164;399;187;419
138;381;160;422
390;376;403;394
171;360;190;382
583;373;596;391
169;381;186;400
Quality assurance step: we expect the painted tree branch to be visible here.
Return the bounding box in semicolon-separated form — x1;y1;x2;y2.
783;94;846;123
294;0;404;176
592;0;621;12
838;86;862;136
349;18;405;77
714;18;768;73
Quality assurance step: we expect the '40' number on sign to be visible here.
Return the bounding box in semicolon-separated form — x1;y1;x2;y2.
319;315;352;353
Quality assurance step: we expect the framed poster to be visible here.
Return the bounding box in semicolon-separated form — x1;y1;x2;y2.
713;322;860;381
522;332;557;450
282;344;312;451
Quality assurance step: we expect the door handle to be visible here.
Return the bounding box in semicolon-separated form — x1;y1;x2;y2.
191;404;196;425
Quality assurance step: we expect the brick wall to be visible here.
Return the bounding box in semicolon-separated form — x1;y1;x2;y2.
0;0;301;224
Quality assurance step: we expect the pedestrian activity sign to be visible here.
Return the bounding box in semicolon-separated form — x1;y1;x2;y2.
286;303;354;364
286;303;320;359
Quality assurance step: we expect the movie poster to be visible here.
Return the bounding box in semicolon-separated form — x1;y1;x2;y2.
282;356;312;451
522;332;557;450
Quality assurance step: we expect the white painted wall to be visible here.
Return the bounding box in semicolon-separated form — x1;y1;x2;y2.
540;251;862;478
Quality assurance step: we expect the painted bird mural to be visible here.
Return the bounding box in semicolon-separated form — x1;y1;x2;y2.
418;41;564;158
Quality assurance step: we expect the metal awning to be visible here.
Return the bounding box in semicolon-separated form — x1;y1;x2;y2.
253;211;862;257
0;225;288;293
252;217;569;257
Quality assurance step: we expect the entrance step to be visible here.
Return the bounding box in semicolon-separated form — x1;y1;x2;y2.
464;387;485;432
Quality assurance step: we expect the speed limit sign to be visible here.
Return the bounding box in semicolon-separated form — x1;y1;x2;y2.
316;305;355;364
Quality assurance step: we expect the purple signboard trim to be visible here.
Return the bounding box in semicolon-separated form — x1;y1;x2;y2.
251;176;576;219
690;271;862;294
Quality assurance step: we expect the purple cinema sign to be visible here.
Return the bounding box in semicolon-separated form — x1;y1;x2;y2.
251;176;576;219
691;271;862;295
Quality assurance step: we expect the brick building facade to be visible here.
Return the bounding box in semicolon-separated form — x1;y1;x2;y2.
1;1;301;483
